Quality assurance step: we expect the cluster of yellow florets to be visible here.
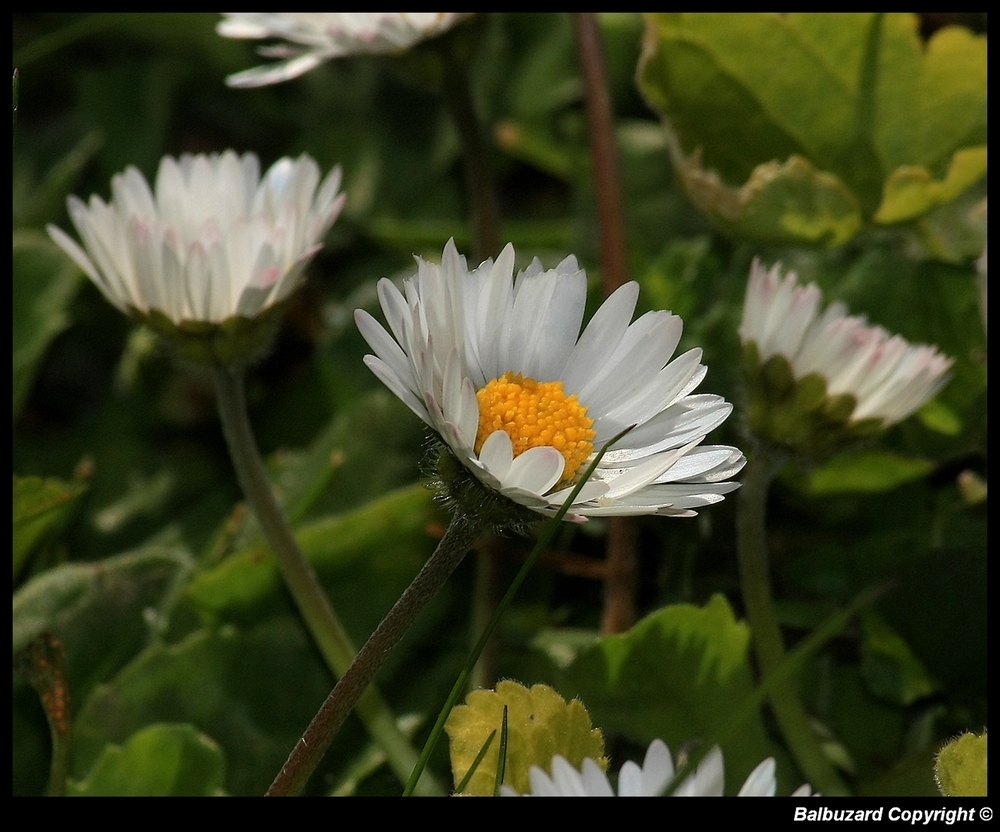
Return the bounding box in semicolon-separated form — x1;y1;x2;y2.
474;372;596;483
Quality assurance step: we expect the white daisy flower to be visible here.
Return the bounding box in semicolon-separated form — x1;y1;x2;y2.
740;258;953;428
218;13;473;88
355;239;745;523
501;739;801;796
47;151;345;328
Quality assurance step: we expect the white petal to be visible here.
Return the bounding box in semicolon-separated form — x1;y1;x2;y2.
640;739;676;795
354;308;417;394
616;760;643;796
503;446;565;495
362;356;430;425
737;757;777;796
477;430;514;481
562;281;639;393
48;150;343;327
579;758;615;796
675;746;725;796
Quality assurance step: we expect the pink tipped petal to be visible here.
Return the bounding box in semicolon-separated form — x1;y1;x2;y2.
741;260;952;426
49;151;343;327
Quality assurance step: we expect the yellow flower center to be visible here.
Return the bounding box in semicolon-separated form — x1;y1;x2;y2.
474;372;596;483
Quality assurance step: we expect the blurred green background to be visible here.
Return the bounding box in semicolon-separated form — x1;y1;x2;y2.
13;13;986;796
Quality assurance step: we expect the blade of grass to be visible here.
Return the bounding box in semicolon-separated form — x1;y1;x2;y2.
492;706;509;797
454;729;496;794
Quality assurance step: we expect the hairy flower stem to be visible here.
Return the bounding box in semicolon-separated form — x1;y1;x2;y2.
266;511;483;796
574;12;638;634
212;365;443;796
736;442;850;795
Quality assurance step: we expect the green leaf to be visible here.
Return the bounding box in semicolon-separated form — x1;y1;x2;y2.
12;473;87;580
495;119;584;183
72;620;338;796
12;230;83;417
13;545;194;701
260;390;428;527
935;732;987;797
637;13;986;245
68;723;225;796
859;611;940;706
800;660;938;794
802;449;935;495
553;594;778;794
187;484;441;640
666;151;864;247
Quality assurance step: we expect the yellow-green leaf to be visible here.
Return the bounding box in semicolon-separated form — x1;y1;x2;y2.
875;147;987;224
445;680;605;796
935;732;987;796
637;13;987;246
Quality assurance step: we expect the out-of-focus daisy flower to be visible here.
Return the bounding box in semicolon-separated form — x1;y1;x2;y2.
218;13;473;87
738;259;953;457
501;739;804;796
47;151;345;364
355;239;745;525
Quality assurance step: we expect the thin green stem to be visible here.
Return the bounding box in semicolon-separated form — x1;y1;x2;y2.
266;511;484;796
735;442;850;795
212;365;442;796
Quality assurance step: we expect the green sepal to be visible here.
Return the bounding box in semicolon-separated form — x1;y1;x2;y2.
430;441;542;536
740;343;898;461
135;302;288;368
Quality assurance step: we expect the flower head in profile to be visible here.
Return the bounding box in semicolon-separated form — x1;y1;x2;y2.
739;259;953;458
500;739;811;796
218;13;472;87
47;151;345;364
355;239;745;526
